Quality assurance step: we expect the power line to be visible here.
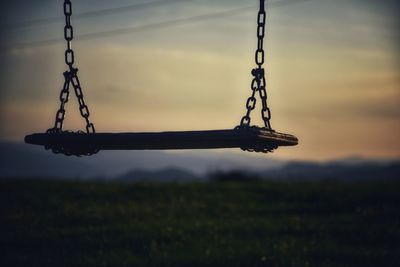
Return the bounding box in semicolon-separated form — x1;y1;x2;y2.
267;0;312;8
0;0;192;30
7;0;313;50
2;0;312;31
9;6;255;49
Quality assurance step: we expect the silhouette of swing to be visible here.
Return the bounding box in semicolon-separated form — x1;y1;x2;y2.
25;0;298;156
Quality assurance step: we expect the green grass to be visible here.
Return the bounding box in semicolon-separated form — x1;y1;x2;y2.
1;179;399;267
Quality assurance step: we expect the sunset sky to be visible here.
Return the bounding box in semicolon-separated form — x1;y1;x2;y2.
0;0;399;161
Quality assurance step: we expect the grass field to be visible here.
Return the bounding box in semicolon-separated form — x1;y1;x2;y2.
1;179;399;267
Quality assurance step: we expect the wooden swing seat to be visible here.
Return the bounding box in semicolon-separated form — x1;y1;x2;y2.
25;128;298;154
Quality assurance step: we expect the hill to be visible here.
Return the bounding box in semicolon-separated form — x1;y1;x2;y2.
0;141;284;179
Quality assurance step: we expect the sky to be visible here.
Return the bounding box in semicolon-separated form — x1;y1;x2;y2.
0;0;399;161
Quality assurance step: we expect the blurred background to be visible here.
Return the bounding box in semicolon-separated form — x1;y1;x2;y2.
0;1;399;266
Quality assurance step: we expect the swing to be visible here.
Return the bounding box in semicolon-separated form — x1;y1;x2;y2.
25;0;298;156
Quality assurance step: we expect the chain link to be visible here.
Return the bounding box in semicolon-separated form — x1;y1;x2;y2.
49;0;95;135
53;71;71;131
70;68;96;133
239;0;272;130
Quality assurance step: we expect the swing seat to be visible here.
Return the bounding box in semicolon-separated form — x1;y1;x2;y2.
25;127;298;155
25;0;298;156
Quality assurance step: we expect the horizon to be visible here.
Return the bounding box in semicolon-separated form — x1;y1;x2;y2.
1;140;399;180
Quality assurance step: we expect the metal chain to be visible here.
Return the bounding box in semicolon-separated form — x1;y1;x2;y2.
49;0;95;134
239;0;272;130
51;71;71;132
46;0;97;156
70;69;96;133
64;0;74;69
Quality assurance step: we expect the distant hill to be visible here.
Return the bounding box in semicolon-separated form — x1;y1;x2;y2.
0;142;96;179
0;141;284;179
117;168;201;182
1;141;399;182
262;160;400;181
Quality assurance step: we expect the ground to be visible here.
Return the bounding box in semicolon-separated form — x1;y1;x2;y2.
1;179;399;267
